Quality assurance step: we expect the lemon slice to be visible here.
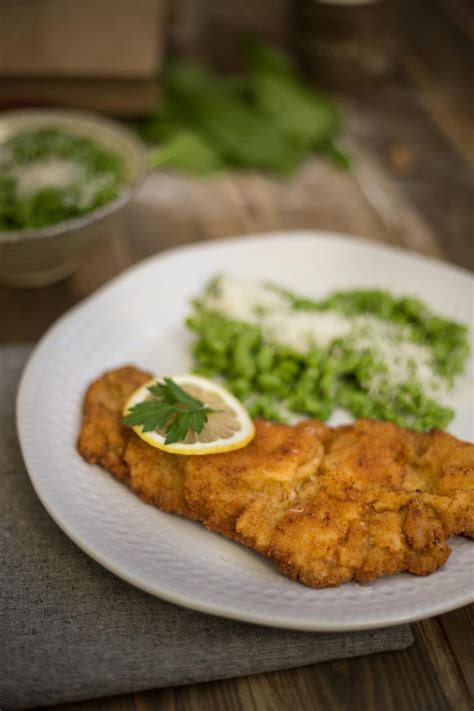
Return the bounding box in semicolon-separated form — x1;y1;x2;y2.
123;374;255;455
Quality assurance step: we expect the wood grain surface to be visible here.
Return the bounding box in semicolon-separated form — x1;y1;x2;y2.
4;1;472;710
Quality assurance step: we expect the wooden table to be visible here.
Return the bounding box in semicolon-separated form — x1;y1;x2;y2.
2;2;473;709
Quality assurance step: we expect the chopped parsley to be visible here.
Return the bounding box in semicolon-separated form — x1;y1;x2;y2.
0;128;124;231
122;377;215;444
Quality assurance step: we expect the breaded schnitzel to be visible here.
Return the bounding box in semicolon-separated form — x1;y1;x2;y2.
78;366;474;588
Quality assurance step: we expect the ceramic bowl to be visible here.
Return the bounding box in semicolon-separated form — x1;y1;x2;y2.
0;109;147;288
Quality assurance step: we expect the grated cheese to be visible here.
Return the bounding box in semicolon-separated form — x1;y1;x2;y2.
13;158;83;197
11;158;117;211
203;276;446;400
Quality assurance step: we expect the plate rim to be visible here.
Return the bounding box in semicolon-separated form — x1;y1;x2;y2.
16;230;474;631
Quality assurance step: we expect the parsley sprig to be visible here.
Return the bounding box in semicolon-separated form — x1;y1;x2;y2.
122;377;215;444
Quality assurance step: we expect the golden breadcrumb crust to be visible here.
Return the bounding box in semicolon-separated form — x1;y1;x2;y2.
77;366;474;588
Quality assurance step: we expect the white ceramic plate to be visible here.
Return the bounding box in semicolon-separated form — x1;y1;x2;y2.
17;232;474;631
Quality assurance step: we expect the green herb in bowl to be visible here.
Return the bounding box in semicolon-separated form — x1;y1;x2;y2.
0;109;146;288
0;128;124;231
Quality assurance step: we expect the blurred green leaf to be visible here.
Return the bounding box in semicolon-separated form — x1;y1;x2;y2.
243;37;340;149
148;130;223;175
159;62;304;174
191;99;305;174
133;38;349;177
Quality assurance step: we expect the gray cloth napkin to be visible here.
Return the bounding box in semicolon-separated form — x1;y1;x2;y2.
0;345;413;710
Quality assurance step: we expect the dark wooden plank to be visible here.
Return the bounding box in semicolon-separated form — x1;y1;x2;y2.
398;0;474;127
413;616;472;710
39;698;136;711
439;604;474;701
0;280;77;343
170;0;290;70
440;0;474;39
343;73;474;270
401;51;474;167
47;614;471;711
